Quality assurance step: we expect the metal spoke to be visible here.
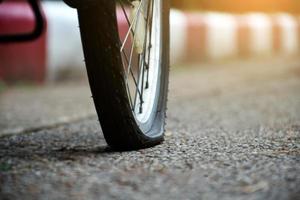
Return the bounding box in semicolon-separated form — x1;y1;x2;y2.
121;1;144;111
137;0;153;113
118;0;158;116
145;0;154;89
120;0;144;52
126;26;137;77
120;45;134;108
119;0;135;36
120;40;143;102
133;54;143;110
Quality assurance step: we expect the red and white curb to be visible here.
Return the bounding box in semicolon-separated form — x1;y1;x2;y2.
1;1;299;82
171;11;300;64
43;3;300;77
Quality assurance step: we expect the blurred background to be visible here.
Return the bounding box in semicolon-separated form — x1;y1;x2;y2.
0;0;299;83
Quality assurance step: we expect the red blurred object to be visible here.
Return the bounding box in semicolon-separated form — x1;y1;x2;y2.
237;17;251;57
0;0;47;83
186;13;206;61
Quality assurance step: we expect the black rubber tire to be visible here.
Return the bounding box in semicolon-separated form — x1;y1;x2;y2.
77;0;170;150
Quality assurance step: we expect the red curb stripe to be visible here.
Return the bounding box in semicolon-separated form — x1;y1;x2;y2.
237;16;251;57
185;13;207;62
272;16;282;54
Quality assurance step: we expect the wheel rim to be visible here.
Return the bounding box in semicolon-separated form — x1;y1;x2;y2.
117;0;162;124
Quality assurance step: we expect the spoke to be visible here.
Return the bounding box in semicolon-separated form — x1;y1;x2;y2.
127;31;136;77
120;46;134;108
118;0;157;114
126;1;143;79
137;0;153;113
120;0;144;52
121;3;143;111
145;0;154;89
133;54;142;110
120;42;143;101
119;0;135;36
139;62;146;113
122;48;138;87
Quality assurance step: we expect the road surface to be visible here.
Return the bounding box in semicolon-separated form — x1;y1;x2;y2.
0;58;299;200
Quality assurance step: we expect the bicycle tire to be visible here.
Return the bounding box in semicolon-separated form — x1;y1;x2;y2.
77;0;169;150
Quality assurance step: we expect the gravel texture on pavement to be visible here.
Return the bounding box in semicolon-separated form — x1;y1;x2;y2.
0;58;300;200
0;82;94;136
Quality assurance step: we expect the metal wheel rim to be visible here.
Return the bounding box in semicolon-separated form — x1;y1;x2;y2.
117;0;162;124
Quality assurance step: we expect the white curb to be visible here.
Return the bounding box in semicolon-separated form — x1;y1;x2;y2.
205;13;238;59
43;2;84;81
170;10;188;65
273;13;299;55
244;13;273;55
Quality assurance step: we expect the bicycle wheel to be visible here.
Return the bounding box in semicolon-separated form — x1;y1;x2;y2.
76;0;169;150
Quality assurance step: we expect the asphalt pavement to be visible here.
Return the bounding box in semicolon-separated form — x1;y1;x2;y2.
0;58;299;200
